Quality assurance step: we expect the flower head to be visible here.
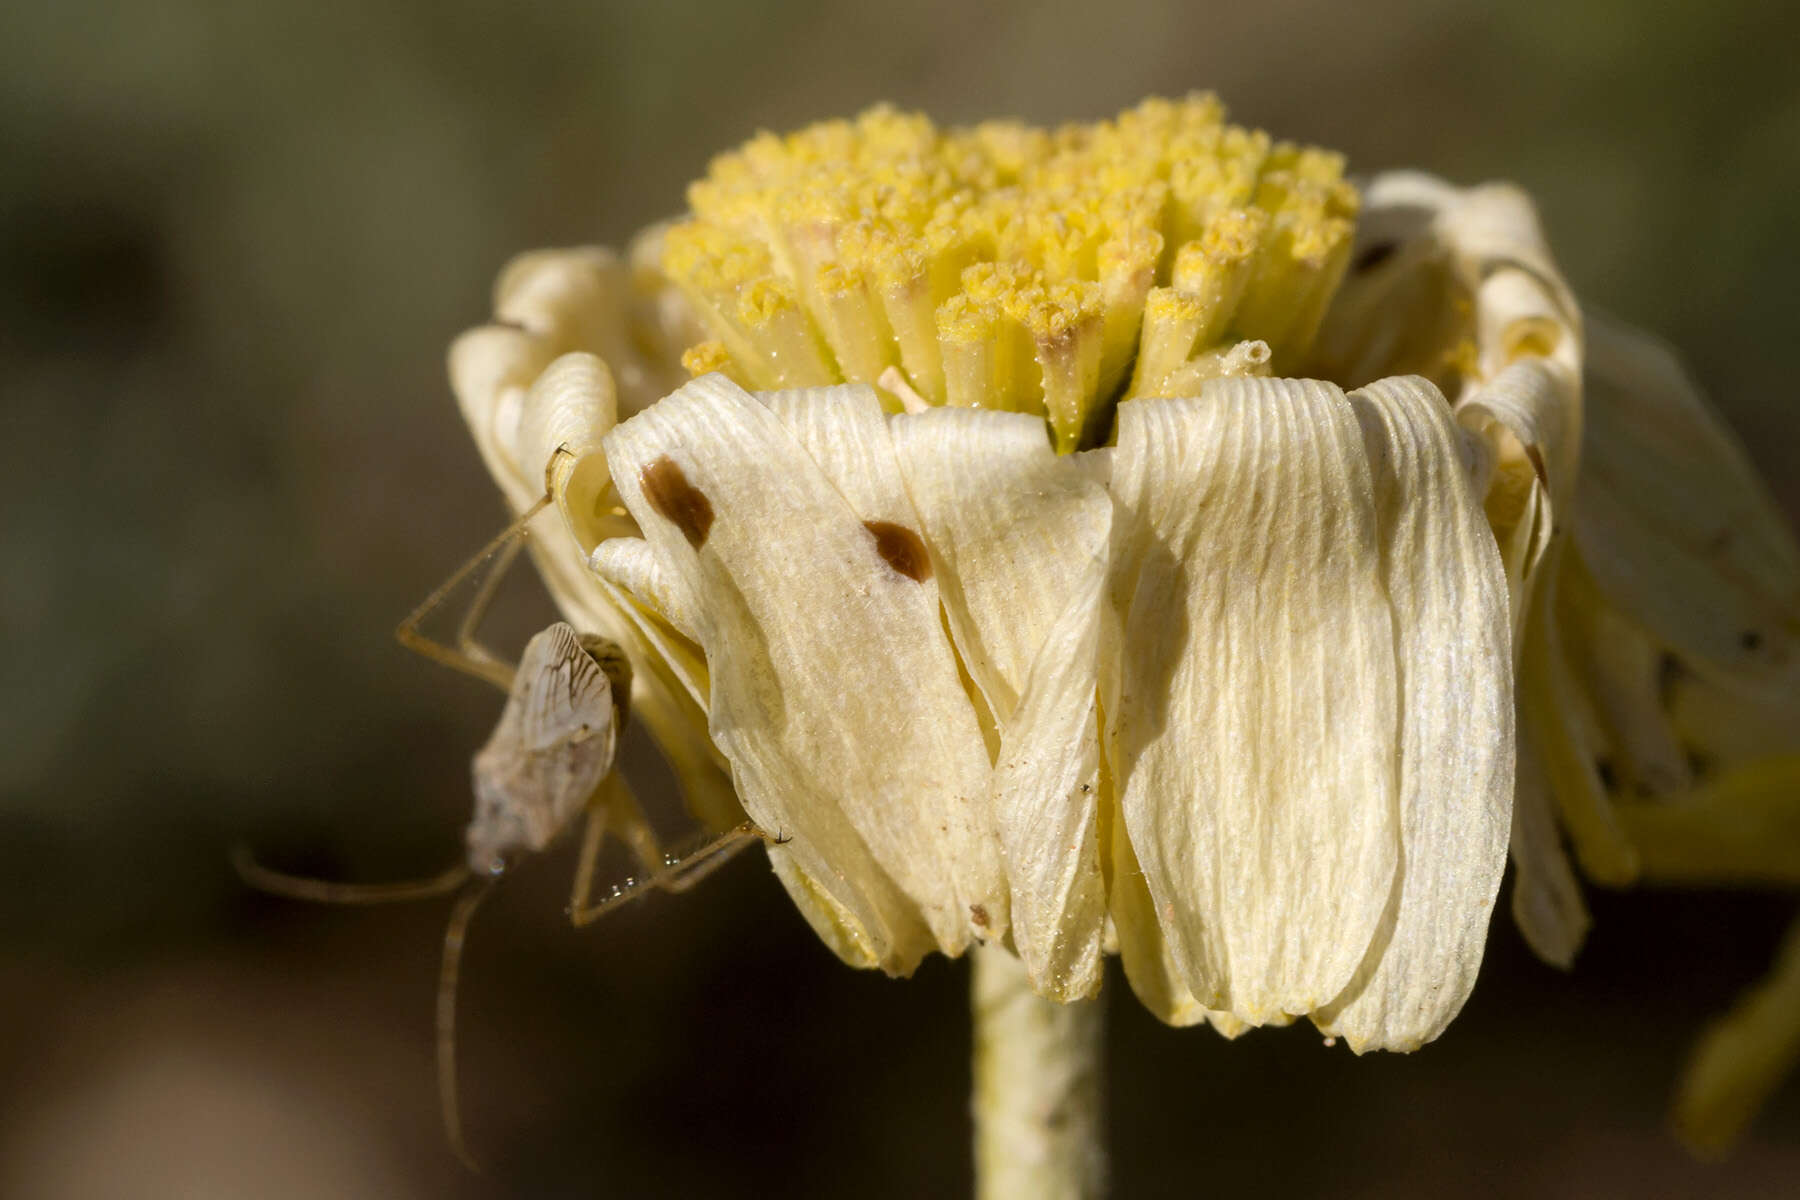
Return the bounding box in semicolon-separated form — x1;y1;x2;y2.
450;96;1800;1093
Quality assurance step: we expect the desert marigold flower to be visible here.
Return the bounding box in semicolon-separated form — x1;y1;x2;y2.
449;95;1800;1100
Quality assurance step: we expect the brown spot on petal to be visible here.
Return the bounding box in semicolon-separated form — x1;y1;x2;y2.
864;520;931;582
641;456;714;548
970;903;990;929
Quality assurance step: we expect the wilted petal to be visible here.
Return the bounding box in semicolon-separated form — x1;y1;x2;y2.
986;551;1109;998
1457;358;1582;636
1313;376;1513;1051
1577;314;1800;696
1319;172;1582;639
450;323;559;502
602;376;1001;961
585;543;708;707
1672;917;1800;1156
1614;757;1800;887
889;408;1114;997
1520;548;1641;886
1508;717;1591;968
889;409;1110;721
1106;378;1400;1023
1106;792;1208;1027
493;246;673;417
1669;664;1800;772
589;537;703;648
1555;555;1693;799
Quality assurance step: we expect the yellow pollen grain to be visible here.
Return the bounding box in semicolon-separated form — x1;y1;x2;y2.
682;340;739;381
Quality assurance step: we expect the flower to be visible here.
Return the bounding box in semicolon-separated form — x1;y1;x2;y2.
1318;171;1800;1143
449;96;1800;1098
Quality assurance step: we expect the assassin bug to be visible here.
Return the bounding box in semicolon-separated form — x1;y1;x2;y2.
235;494;761;1168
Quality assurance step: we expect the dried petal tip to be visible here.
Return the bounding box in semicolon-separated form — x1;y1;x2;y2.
662;96;1357;451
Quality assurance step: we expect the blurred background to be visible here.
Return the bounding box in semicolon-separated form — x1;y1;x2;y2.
4;0;1798;1195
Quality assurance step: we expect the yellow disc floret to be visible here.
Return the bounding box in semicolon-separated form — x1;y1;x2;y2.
663;95;1358;451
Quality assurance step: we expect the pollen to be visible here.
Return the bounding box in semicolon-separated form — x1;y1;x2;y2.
661;95;1359;451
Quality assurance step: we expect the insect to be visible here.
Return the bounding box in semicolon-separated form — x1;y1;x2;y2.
235;495;761;1169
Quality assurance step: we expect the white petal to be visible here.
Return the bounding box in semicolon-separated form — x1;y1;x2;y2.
1106;378;1400;1023
1106;791;1209;1027
760;385;926;529
1520;546;1641;885
517;353;622;554
1456;358;1582;638
602;376;1001;959
988;549;1110;998
765;847;893;973
1577;313;1800;695
889;408;1112;720
1312;376;1514;1052
589;537;703;649
888;408;1115;997
450;323;558;506
1507;716;1590;968
585;542;707;710
492;245;669;417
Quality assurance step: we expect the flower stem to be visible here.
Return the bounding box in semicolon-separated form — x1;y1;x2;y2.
971;944;1107;1199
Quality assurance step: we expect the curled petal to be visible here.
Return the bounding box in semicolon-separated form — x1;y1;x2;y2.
494;246;672;417
1457;358;1582;638
1321;172;1583;639
526;353;620;550
589;537;703;651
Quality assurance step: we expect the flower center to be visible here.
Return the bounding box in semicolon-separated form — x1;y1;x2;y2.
661;94;1358;451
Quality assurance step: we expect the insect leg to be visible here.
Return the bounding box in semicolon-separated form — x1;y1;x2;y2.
565;788;615;923
564;774;764;929
567;774;659;928
397;494;553;691
647;824;761;894
610;773;764;893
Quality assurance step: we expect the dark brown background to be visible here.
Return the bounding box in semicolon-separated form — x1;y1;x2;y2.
5;1;1798;1195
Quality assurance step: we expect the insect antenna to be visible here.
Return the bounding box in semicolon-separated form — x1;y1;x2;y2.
437;876;495;1173
231;844;471;904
